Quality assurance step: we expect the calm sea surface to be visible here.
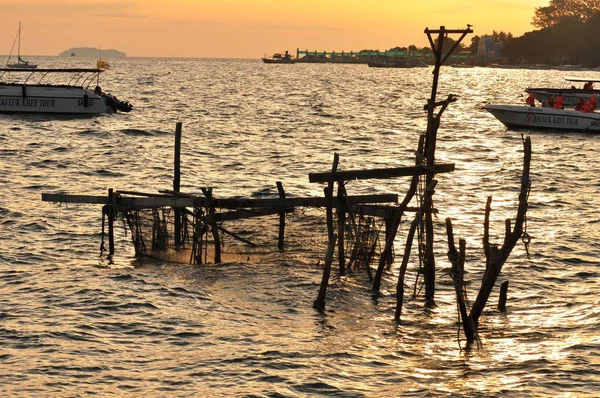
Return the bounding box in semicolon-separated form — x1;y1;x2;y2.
1;57;599;397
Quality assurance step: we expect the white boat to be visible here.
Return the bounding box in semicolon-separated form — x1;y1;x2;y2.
6;22;37;69
0;67;133;114
526;77;600;107
485;104;600;132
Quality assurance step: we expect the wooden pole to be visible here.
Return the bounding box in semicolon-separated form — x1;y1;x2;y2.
498;280;509;312
445;218;474;343
202;187;221;263
420;27;445;308
174;122;182;246
313;234;337;311
107;188;115;257
420;26;472;307
337;183;346;275
423;180;437;307
42;192;399;209
276;181;286;251
325;154;340;242
394;217;418;322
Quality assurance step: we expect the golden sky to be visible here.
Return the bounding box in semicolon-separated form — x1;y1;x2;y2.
1;0;550;58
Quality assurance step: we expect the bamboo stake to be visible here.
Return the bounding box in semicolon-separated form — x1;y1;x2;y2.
201;187;221;263
313;234;338;311
326;154;340;242
337;183;346;274
276;181;286;251
498;281;509;312
107;188;115;258
174;122;182;246
394;217;418;322
446;218;474;343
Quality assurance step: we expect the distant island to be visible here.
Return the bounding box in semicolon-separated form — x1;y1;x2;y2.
59;47;126;57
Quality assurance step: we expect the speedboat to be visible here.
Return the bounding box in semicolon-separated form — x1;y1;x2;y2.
262;52;295;64
485;104;600;132
0;67;133;114
526;77;600;107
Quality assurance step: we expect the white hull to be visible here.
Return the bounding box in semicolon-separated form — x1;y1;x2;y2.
485;105;600;132
0;85;111;114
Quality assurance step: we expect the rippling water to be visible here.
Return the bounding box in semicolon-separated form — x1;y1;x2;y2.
1;57;599;396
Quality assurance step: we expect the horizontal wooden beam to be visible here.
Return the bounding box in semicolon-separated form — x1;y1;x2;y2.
308;163;455;183
42;193;398;210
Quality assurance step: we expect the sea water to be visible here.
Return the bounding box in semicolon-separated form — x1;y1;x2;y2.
0;57;599;396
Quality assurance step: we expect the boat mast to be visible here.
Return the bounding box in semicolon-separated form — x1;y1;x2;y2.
17;22;21;62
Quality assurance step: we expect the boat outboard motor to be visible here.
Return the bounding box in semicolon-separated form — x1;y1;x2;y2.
101;93;134;113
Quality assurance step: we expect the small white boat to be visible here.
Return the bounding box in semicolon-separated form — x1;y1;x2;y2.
0;67;133;115
485;104;600;132
6;22;37;69
526;77;600;107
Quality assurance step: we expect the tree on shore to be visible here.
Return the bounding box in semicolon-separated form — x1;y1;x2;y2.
504;12;600;66
533;0;600;28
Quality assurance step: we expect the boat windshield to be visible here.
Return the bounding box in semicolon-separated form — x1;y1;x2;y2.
0;68;104;88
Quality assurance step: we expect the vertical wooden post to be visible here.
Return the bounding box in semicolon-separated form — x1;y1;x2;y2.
336;183;346;275
420;26;471;307
276;181;286;251
445;218;474;344
313;234;337;311
498;280;509;312
394;218;418;322
202;187;221;263
174;122;182;246
326;154;340;242
421;29;444;308
384;216;393;266
107;188;115;257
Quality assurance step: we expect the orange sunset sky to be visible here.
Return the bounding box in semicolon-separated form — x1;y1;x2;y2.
1;0;550;59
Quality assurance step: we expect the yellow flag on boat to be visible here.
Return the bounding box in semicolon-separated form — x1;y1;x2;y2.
97;59;110;69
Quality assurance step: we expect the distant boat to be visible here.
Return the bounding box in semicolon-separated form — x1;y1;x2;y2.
6;22;37;69
262;51;295;64
71;53;76;57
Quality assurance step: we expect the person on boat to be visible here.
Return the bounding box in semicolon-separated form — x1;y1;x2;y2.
525;93;535;107
580;94;597;113
575;98;585;111
583;81;594;90
94;85;103;95
543;96;554;108
553;95;565;110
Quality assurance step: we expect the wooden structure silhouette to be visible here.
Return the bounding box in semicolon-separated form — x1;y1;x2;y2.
41;25;532;346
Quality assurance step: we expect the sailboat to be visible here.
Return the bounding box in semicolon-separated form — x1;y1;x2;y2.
6;22;37;69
